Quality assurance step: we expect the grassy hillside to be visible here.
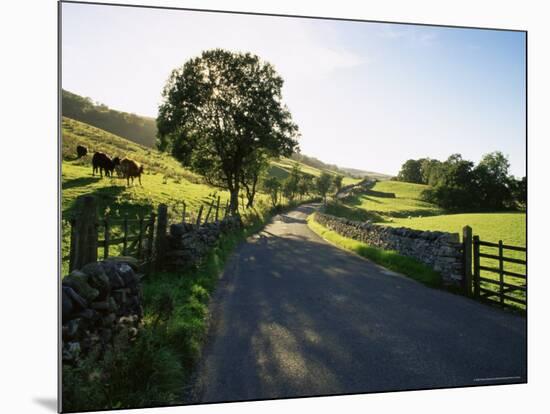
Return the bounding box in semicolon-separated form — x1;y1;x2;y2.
62;89;157;147
62;117;238;275
338;167;393;181
270;158;359;186
289;152;392;181
329;181;443;222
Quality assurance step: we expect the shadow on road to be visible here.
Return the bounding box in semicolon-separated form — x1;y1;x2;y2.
194;204;526;403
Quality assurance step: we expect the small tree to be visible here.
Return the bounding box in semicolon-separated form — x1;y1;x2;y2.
298;175;313;199
333;175;344;194
240;151;269;208
397;159;423;183
262;176;282;208
282;164;301;202
316;172;333;204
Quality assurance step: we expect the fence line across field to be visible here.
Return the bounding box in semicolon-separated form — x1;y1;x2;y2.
67;195;233;274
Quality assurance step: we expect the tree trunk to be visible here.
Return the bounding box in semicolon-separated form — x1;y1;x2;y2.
230;183;240;214
245;178;257;208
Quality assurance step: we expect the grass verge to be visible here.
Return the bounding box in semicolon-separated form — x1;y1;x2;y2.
307;213;442;287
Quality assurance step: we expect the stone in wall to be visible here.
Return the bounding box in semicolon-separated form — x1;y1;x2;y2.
61;257;143;364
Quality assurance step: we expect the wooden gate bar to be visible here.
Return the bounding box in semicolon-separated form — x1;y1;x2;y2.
473;235;480;298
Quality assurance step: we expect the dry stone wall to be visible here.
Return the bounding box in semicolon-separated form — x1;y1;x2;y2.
61;215;242;364
164;216;242;270
314;212;464;286
61;258;143;363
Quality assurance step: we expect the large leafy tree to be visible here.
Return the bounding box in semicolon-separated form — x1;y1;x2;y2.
473;151;513;209
421;154;476;210
157;49;300;213
397;159;423;184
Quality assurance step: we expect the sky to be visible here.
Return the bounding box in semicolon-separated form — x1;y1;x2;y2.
61;3;526;177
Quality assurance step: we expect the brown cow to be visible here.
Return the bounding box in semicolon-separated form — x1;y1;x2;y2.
119;158;144;186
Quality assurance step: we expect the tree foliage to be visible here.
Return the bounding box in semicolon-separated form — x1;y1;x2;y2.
282;164;302;202
397;159;423;184
333;175;344;194
157;49;300;212
262;176;282;208
407;151;524;211
316;172;333;204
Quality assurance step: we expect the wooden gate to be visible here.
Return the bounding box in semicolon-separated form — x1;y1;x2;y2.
472;236;526;308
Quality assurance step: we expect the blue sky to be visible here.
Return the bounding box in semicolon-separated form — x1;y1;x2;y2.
62;3;526;176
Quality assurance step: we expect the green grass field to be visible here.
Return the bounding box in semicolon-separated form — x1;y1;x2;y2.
343;180;443;219
330;179;526;309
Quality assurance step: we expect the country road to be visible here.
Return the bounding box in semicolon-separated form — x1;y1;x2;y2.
189;204;526;403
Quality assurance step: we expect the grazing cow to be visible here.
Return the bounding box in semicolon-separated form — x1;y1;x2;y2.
76;145;88;159
92;152;120;177
119;158;144;186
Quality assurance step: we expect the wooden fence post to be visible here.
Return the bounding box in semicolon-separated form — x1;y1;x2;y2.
182;201;186;224
215;196;220;222
196;205;204;226
155;204;168;270
122;216;128;256
498;240;504;305
473;235;480;298
69;218;76;267
224;200;229;218
69;195;98;271
137;216;144;259
204;200;214;223
462;226;473;297
145;213;156;274
103;217;110;260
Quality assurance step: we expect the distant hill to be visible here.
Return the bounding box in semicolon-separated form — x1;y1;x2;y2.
290;153;392;181
62;89;157;147
338;167;393;181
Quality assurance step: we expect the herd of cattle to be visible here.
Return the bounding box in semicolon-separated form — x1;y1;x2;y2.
76;145;143;186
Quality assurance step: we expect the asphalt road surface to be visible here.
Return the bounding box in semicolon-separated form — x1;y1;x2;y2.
189;204;526;403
